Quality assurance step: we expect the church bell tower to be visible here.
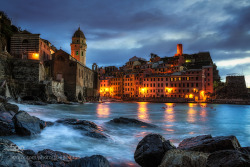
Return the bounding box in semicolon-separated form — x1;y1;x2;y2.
71;27;87;65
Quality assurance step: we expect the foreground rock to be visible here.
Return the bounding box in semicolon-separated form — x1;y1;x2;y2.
159;149;209;167
68;155;111;167
0;138;30;167
23;148;111;167
108;117;157;128
56;118;109;139
12;111;46;136
178;134;241;153
0;102;18;136
207;150;250;167
134;133;176;167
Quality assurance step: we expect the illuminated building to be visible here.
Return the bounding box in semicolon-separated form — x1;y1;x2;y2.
10;31;53;61
99;44;215;101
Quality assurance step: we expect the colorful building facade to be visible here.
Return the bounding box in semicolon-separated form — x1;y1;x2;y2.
99;44;215;101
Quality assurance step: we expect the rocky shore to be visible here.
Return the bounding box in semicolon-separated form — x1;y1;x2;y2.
134;133;250;167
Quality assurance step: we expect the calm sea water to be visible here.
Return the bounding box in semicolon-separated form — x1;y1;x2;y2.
4;102;250;165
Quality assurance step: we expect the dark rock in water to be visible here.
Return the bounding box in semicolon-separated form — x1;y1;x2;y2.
239;147;250;154
86;130;109;139
22;149;36;156
178;134;241;153
56;118;108;139
134;133;176;167
12;111;43;136
4;103;19;113
39;119;46;129
0;138;30;167
108;117;157;128
68;155;110;167
207;150;250;167
56;118;98;129
0;120;15;136
37;149;77;163
45;121;55;127
159;149;209;167
0;111;13;122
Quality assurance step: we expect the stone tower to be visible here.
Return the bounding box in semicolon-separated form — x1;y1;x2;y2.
71;27;87;65
175;44;183;56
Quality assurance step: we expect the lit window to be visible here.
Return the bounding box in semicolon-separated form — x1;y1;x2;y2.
76;51;78;55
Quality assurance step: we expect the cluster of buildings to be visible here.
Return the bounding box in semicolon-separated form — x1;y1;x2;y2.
99;44;217;102
1;22;99;102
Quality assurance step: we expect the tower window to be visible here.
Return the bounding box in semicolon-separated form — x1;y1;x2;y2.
76;51;78;55
82;52;83;56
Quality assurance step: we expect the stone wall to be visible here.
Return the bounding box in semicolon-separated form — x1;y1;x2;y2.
216;76;249;99
45;79;67;102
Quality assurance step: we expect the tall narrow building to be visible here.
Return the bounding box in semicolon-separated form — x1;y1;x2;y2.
70;27;87;65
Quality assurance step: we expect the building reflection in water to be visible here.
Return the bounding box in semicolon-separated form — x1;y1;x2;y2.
164;103;175;123
187;106;197;123
164;103;176;132
137;102;150;122
199;103;208;122
96;103;110;118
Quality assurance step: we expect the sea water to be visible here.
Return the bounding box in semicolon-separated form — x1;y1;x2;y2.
4;102;250;165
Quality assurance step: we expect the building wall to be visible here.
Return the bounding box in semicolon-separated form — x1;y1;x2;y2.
52;50;77;101
10;33;51;61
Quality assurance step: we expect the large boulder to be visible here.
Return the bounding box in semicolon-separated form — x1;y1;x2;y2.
159;149;209;167
12;111;45;136
178;135;241;153
107;117;157;128
68;155;110;167
56;118;108;139
4;103;19;113
134;133;176;167
207;150;250;167
0;138;30;167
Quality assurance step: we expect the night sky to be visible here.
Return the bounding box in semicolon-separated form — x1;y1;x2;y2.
1;0;250;85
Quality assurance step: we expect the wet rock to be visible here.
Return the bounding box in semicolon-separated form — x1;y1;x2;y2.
46;121;55;127
108;117;157;128
4;102;19;113
0;138;30;167
37;149;77;163
68;155;110;167
12;111;44;136
56;118;108;139
0;110;13;122
159;149;209;167
239;147;250;154
0;95;7;103
22;149;36;156
178;135;241;153
56;118;98;129
0;120;14;136
207;150;250;167
134;133;176;167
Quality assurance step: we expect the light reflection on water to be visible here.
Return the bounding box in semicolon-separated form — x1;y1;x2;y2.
96;103;110;118
137;102;150;122
6;102;250;166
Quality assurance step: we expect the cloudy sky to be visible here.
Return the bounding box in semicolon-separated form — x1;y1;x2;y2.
1;0;250;85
